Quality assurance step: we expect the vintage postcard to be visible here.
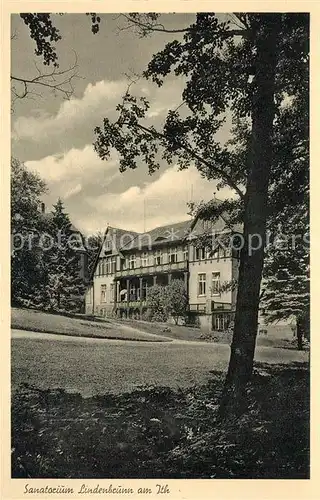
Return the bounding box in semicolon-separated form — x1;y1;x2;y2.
1;1;319;499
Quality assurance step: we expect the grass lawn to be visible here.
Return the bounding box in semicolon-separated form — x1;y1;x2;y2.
11;309;309;478
11;335;230;396
11;307;302;351
12;331;308;397
119;317;301;349
11;308;170;342
119;318;205;342
12;362;309;479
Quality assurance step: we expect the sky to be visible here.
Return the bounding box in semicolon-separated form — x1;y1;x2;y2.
11;13;232;235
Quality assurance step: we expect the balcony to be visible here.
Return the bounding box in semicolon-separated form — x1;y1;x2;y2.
116;300;147;309
115;260;188;278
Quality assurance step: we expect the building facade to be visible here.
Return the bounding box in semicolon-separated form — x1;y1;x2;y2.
85;217;241;331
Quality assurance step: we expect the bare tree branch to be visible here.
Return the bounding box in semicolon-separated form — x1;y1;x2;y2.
115;13;190;35
115;13;249;38
11;53;80;107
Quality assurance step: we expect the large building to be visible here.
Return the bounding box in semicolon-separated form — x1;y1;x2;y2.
85;215;241;331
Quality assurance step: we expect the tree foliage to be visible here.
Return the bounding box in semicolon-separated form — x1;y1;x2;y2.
11;162;87;312
11;158;48;306
147;280;188;323
261;204;309;349
92;12;309;415
166;279;189;324
147;284;169;322
43;199;86;312
12;12;309;415
11;14;79;106
93;13;307;201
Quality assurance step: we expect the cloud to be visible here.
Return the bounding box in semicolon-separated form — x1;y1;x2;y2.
25;144;120;200
65;183;82;199
81;165;233;235
13;80;126;142
15;75;234;237
12;76;187;163
26;148;234;237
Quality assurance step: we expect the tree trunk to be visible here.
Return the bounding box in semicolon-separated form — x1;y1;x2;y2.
218;17;279;419
296;312;309;350
296;317;304;351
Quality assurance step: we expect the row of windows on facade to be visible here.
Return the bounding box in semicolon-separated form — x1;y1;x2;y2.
90;271;221;304
95;246;228;276
198;272;220;296
97;280;150;304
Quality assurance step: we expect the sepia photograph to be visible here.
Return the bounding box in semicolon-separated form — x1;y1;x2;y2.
10;10;309;482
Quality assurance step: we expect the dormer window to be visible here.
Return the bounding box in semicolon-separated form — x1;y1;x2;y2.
105;239;112;251
202;220;212;231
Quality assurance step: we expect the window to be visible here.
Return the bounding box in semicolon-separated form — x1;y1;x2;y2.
195;247;206;260
110;283;115;302
141;252;149;267
211;272;220;295
211;247;219;259
202;220;212;231
219;246;227;259
106;258;111;274
198;273;206;296
168;247;178;263
154;251;163;266
99;260;103;276
111;256;116;273
142;281;148;300
213;313;225;331
129;284;136;300
105;239;112;251
129;254;136;269
183;246;188;261
100;284;107;303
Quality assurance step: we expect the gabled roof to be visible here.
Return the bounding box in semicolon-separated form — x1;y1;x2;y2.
88;214;242;282
105;226;140;253
89;225;139;281
120;220;192;251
